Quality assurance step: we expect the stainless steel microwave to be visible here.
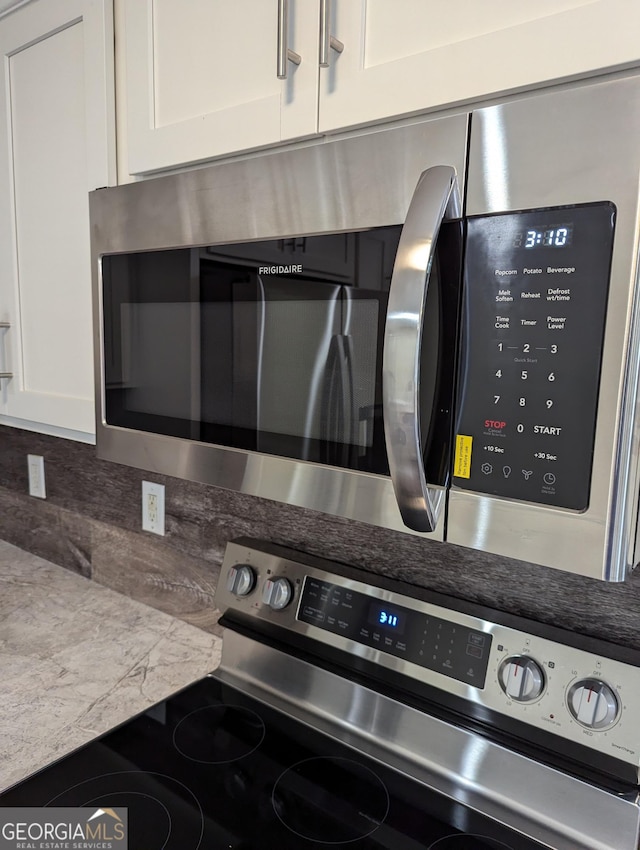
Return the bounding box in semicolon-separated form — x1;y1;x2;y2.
90;74;640;582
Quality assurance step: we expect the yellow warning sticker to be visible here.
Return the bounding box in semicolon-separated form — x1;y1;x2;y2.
454;435;473;479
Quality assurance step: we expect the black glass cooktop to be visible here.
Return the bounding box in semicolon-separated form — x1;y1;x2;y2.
0;676;546;849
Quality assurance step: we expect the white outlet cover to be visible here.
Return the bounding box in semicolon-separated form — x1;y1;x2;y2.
27;454;46;499
142;481;165;535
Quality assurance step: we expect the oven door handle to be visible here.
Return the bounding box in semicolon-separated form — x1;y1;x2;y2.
383;165;461;532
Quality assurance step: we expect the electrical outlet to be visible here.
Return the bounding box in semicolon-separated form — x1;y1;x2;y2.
142;481;165;535
27;454;46;499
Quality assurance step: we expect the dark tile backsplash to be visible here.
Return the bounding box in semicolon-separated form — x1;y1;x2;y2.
2;425;640;648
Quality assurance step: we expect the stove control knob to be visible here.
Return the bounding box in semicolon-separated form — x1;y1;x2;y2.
567;679;619;729
499;656;545;702
227;564;256;597
262;577;293;611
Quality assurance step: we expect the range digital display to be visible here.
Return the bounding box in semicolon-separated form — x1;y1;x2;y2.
368;603;406;634
298;578;491;689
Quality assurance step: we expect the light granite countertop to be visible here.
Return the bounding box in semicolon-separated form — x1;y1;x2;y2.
0;540;222;793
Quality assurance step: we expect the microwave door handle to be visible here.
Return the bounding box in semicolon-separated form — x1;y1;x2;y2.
383;165;461;532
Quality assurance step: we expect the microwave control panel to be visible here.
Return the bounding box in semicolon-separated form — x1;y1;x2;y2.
453;202;615;511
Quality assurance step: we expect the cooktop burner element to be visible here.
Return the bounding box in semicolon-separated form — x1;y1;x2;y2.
45;771;205;849
172;703;265;763
272;756;390;843
427;836;515;849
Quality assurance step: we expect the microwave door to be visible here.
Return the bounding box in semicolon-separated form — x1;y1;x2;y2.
383;165;462;533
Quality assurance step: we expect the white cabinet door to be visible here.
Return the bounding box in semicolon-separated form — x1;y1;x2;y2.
319;0;640;132
0;0;116;441
122;0;320;176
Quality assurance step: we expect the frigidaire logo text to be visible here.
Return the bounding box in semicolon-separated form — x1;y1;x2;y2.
0;807;128;849
258;264;302;274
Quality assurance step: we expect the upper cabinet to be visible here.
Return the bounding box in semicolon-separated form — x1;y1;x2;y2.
121;0;321;175
319;0;640;132
0;0;116;441
121;0;640;177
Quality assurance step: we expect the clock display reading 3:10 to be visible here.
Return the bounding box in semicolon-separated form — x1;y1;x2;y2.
513;224;573;249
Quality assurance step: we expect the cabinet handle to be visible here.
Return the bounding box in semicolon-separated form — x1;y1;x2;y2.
319;0;344;66
0;321;12;381
277;0;302;79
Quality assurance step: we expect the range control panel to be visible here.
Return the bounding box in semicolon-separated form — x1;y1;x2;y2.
454;203;615;510
299;577;491;688
217;540;640;773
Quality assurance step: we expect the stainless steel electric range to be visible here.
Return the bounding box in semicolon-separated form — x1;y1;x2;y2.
2;538;640;849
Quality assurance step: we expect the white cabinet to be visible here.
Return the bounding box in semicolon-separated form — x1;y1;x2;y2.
121;0;640;178
120;0;320;176
0;0;115;441
319;0;640;132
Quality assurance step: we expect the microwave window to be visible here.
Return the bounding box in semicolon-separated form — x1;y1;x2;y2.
102;229;402;474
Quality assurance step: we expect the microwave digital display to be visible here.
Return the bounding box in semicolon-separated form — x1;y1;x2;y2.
513;225;574;249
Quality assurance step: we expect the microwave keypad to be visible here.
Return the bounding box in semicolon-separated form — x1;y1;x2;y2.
453;203;615;510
